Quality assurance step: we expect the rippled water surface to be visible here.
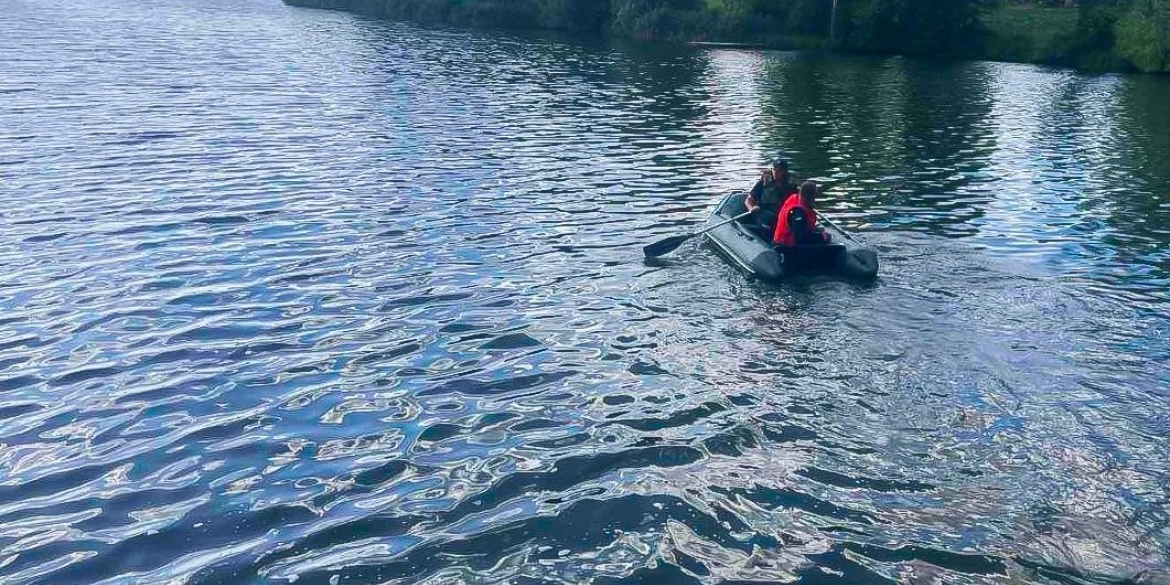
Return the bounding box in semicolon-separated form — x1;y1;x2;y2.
2;0;1170;583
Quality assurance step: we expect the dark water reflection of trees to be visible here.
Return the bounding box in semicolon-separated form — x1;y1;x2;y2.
754;54;998;236
746;53;1167;302
349;21;1167;300
1114;75;1170;233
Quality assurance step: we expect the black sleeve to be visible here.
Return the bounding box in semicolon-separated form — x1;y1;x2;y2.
749;179;764;202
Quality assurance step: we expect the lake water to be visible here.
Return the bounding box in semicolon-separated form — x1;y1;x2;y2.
1;0;1169;583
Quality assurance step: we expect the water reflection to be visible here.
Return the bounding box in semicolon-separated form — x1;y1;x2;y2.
753;55;1000;236
0;0;1168;583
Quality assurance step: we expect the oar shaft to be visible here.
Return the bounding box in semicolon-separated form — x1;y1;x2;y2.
642;209;754;258
818;212;865;245
694;210;754;238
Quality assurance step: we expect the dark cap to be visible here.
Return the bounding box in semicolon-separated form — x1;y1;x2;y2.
772;158;789;169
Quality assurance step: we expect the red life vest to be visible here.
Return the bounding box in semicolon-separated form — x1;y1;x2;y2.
772;193;817;246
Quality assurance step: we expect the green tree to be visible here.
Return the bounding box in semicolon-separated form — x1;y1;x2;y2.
785;0;833;36
537;0;611;31
842;0;988;56
610;0;706;38
1113;0;1170;71
1076;0;1121;52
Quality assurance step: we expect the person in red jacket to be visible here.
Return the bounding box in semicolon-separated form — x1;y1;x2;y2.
773;180;830;246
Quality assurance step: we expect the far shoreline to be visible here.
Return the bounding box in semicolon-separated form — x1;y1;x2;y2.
281;0;1167;76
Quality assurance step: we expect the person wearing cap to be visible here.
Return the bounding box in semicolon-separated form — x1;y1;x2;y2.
745;158;798;237
773;180;831;246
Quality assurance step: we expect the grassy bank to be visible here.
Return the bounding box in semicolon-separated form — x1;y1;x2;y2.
283;0;1170;74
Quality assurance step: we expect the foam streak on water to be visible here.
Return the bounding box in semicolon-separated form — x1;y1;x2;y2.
1;0;1169;584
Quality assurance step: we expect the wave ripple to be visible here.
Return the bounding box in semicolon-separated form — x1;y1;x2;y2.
2;0;1169;583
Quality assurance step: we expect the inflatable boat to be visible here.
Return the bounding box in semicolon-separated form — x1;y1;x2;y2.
703;191;879;281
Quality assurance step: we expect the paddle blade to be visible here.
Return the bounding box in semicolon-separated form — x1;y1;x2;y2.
643;234;692;258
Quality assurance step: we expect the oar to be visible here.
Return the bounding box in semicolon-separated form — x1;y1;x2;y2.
643;210;755;258
817;212;866;246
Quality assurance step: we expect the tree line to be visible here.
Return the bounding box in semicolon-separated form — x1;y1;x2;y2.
287;0;1170;72
1089;0;1170;71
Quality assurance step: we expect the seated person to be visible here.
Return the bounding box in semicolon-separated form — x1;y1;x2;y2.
744;158;798;238
773;180;831;246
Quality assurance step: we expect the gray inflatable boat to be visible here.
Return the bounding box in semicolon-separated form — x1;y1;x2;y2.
704;192;879;281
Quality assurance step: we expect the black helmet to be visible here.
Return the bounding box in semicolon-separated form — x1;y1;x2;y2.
772;157;789;170
800;180;818;198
